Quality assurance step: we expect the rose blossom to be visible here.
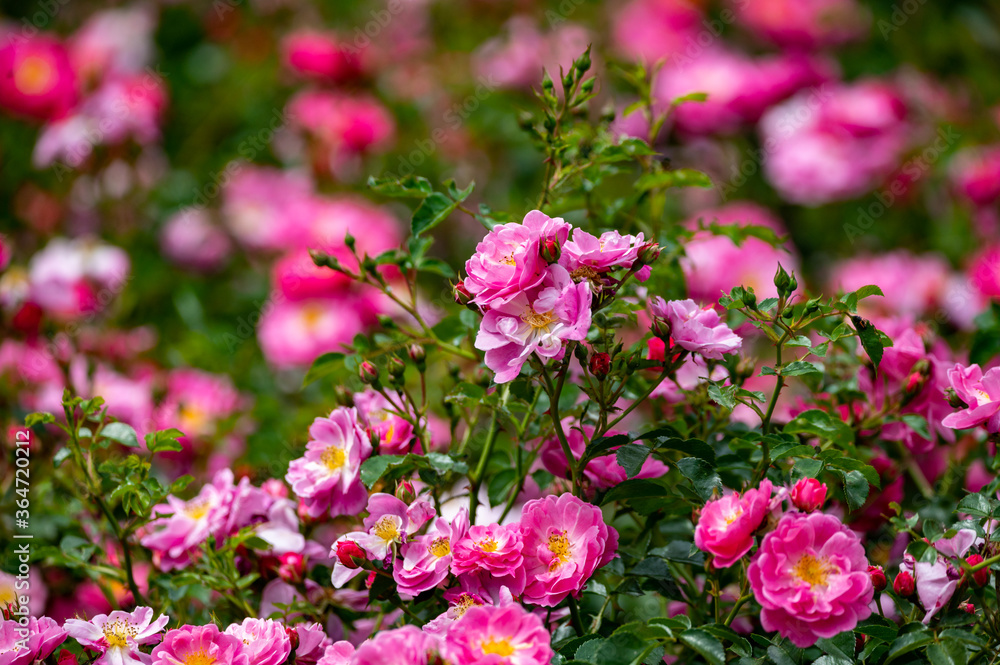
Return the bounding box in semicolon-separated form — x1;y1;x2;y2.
224;619;291;665
650;298;741;360
463;210;570;307
475;264;591;383
441;604;553;665
394;510;470;599
518;493;619;607
558;228;652;284
748;512;874;647
286;407;372;518
0;617;66;665
281;30;364;83
349;625;438;665
315;642;355;665
942;363;1000;433
150;625;249;665
789;478;827;513
65;607;168;665
0;33;78;121
694;480;773;568
451;523;526;597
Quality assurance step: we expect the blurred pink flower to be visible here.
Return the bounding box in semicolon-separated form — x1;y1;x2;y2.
694;480;772;568
257;294;376;368
160;208;232;272
282;30;366;84
611;0;703;65
222;166;314;251
70;6;156;79
519;493;619;607
349;625;437;665
287;90;395;167
65;607;168;665
760;80;912;205
731;0;869;49
153;368;245;442
475;17;591;90
286;407;372;519
749;512;873;647
27;237;130;320
353;389;416;455
949;145;1000;207
0;32;78;121
315;642;355;665
441;604;553;664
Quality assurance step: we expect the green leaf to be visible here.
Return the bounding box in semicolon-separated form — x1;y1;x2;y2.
671;91;708;106
417;257;456;278
444;382;486;407
359;455;405;488
839;469;870;512
700;624;751;657
900;414;931;440
957;492;995;517
766;645;797;665
302;352;346;387
884;628;934;664
707;383;736;410
926;641;966;665
784;409;854;447
616;444;651;479
855;284;885;300
636;169;712;191
412;192;458;236
779;360;824;377
679;629;725;665
852;316;884;370
25;412;55;427
676;458;722;502
101;422;139;447
648;436;716;464
367;174;433;198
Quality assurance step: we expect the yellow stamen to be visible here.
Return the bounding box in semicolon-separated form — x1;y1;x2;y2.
321;446;346;471
548;531;572;570
478;538;498;553
182;651;216;665
14;56;55;95
480;638;515;657
429;537;451;558
521;308;557;329
793;554;834;587
373;516;399;542
184;500;210;520
102;619;138;649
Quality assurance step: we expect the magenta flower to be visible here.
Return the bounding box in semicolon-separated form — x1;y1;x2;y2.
748;512;874;648
558;228;652;284
224;619;290;665
353;390;417;455
285;407;372;519
475;264;592;383
314;642;355;665
942;363;1000;433
0;617;66;665
451;523;526;597
139;480;230;571
650;298;742;360
150;625;249;665
694;480;773;568
355;493;433;561
518;493;619;607
350;625;439;665
789;478;827;513
65;606;168;665
394;511;469;599
441;604;553;665
463;210;570;307
900;529;979;623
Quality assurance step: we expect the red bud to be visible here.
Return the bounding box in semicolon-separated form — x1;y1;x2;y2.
589;352;611;379
893;570;915;597
867;565;887;592
965;554;990;587
336;540;366;569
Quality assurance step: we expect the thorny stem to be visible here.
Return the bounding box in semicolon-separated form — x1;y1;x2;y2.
468;385;511;519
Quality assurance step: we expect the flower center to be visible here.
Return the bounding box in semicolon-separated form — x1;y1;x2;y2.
570;265;601;282
182;651;216;665
723;507;743;525
793;554;833;587
102;619;137;648
373;516;399;542
321;446;346;471
498;253;516;266
973;388;992;406
548;531;572;570
178;403;208;434
429;537;451;558
480;638;515;657
521;308;557;330
478;537;498;553
14;56;55;95
185;500;210;520
299;303;325;330
452;593;481;618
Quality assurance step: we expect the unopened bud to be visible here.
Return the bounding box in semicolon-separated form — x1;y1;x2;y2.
868;565;887;592
651;317;671;341
574;47;591;74
540;237;561;263
396;480;416;503
965;554;990;587
408;344;426;371
580;77;595;95
962;602;976;614
359;361;380;385
590;352;611;379
284;627;299;652
774;263;795;298
636;242;660;266
740;287;757;310
335;540;366;569
388;357;406;379
790;478;827;513
454;281;476;310
893;570;915;597
278;552;305;584
946;387;969;410
344;233;355;251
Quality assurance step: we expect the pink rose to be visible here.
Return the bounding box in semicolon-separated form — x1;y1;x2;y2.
650;298;741;360
748;512;873;647
942;363;1000;433
694;480;772;568
441;604;553;664
789;478;827;513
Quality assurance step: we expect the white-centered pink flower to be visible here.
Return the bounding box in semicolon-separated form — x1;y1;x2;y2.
64;606;168;665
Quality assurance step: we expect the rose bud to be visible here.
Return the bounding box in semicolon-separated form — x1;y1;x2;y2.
408;344;426;371
893;570;915;597
962;602;975;615
965;554;990;587
359;361;380;385
396;480;416;503
868;565;887;592
636;242;660;266
453;281;473;306
589;351;611;379
336;540;366;569
789;478;828;513
58;650;79;665
284;627;299;652
278;552;305;583
539;236;561;263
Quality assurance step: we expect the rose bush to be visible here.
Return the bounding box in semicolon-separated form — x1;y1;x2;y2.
3;1;1000;664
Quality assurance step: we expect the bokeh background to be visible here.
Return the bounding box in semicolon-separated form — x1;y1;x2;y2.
2;0;1000;481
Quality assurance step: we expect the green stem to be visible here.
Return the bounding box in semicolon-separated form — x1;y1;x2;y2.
468;385;511;519
567;595;585;636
